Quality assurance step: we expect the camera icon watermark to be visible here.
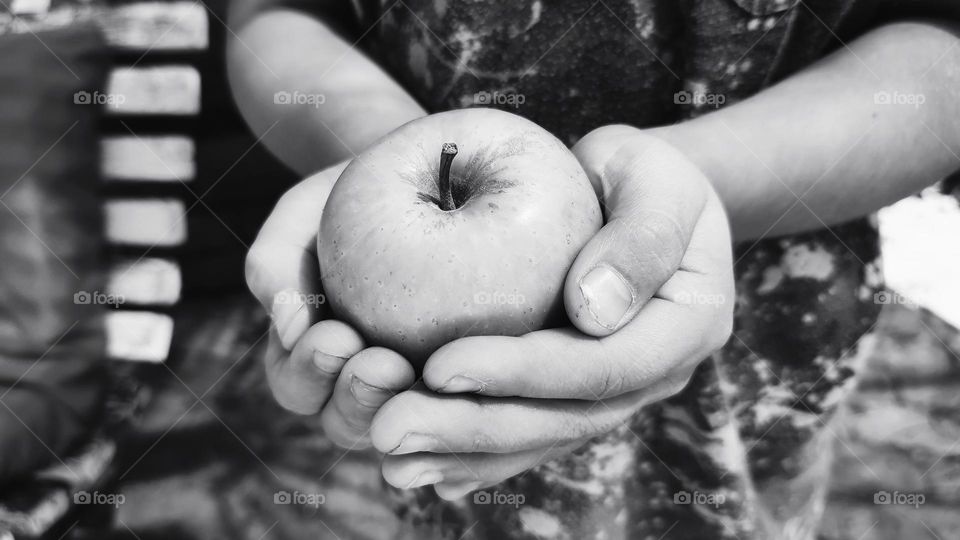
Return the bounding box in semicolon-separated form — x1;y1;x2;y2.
74;490;125;508
873;290;918;307
274;90;326;108
273;490;325;508
274;289;326;307
474;90;526;109
673;490;725;508
674;90;725;109
74;290;125;308
873;91;925;108
873;490;925;508
675;291;726;306
473;490;525;508
473;291;526;306
73;90;126;107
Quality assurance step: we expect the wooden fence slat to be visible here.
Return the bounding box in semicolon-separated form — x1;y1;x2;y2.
107;258;182;305
103;1;208;51
105;198;188;246
106;311;174;363
9;0;50;16
102;135;195;182
105;66;201;115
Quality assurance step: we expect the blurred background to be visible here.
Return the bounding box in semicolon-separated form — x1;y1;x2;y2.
0;1;958;539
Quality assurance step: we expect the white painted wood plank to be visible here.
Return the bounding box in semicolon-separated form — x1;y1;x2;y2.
103;2;208;50
107;258;182;305
10;0;50;16
105;66;201;115
879;186;960;329
106;311;174;363
101;135;194;182
104;199;188;246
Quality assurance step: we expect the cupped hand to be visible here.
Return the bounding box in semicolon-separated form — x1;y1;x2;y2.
246;161;415;448
370;126;735;498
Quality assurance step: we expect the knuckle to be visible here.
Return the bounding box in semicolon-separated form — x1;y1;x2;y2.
659;363;698;402
577;124;633;151
277;400;314;416
616;214;685;288
467;407;499;452
339;409;373;433
327;427;369;450
244;246;270;299
573;408;605;441
665;370;693;398
263;356;315;415
712;315;734;351
681;294;734;358
471;430;509;453
592;362;628;400
701;310;734;354
573;125;641;189
272;389;316;416
635;211;686;259
322;409;370;447
469;433;488;452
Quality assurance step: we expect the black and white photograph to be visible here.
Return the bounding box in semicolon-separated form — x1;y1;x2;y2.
0;0;959;538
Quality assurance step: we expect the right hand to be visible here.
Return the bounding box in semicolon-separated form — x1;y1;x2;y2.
245;161;415;449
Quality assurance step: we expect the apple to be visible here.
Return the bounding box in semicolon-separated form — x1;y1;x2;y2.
318;108;602;366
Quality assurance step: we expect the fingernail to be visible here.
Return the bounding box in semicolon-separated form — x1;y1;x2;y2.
438;376;484;393
272;288;309;350
313;351;347;375
389;433;439;455
350;375;386;407
579;264;634;330
405;470;444;489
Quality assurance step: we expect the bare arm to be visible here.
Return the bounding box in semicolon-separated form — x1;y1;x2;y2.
651;20;960;240
227;0;426;175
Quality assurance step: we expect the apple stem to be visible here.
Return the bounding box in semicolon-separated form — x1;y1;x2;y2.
438;142;458;211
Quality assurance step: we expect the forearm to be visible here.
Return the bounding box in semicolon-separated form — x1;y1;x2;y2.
227;2;426;175
652;21;960;241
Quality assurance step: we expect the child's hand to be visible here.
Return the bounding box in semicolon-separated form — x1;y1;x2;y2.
246;163;415;448
370;127;735;497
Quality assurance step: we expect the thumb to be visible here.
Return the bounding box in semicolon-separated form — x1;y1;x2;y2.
566;128;708;337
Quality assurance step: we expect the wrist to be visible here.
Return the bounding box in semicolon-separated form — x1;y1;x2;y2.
644;121;716;184
643;121;755;240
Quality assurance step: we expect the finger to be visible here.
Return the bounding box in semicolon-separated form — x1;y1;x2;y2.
320;347;415;449
568;130;707;336
246;162;348;349
381;440;584;495
370;379;684;455
265;320;365;414
423;193;732;400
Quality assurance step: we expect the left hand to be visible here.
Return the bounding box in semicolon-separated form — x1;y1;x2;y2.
245;163;416;449
369;126;735;499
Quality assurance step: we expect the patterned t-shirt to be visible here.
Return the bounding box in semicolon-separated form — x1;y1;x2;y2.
311;1;887;538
